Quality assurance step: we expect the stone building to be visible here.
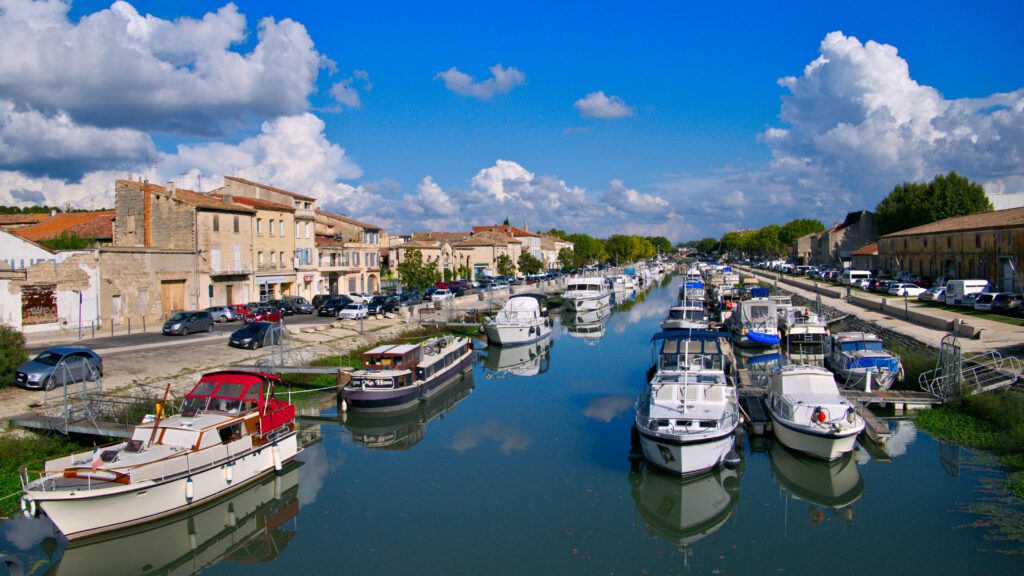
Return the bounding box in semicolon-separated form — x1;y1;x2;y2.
15;210;116;246
114;179;256;311
219;177;319;300
212;193;297;302
453;231;522;278
314;211;383;295
790;232;815;265
877;207;1024;291
0;247;99;334
850;242;879;272
392;232;467;279
810;211;877;268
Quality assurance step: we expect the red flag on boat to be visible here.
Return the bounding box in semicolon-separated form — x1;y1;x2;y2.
90;447;103;470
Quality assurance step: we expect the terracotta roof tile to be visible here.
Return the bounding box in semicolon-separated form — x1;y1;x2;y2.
315;236;344;247
881;208;1024;238
0;213;50;226
316;210;382;231
15;210;115;241
410;231;467;242
208;193;294;212
172;189;256;214
851;242;878;256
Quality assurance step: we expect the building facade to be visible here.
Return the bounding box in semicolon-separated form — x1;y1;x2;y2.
877;207;1024;291
810;211;877;268
315;211;383;295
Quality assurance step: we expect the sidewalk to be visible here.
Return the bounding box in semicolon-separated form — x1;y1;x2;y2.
738;266;1024;355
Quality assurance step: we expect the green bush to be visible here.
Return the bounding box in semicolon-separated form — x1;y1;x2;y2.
0;433;82;515
0;324;27;388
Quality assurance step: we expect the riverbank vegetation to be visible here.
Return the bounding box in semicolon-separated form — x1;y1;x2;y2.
0;432;84;516
915;390;1024;499
0;324;28;389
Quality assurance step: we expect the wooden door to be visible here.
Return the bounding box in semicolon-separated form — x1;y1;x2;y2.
161;280;186;319
226;284;234;306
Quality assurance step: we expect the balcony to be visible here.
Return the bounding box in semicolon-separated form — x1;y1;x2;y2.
294;208;316;221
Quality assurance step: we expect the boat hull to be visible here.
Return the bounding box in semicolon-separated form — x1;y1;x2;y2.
483;321;551;346
341;350;473;412
27;433;300;540
635;425;737;477
768;412;859;460
564;292;611;311
831;368;896;392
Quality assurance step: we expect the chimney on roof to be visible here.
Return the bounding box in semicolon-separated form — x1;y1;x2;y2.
165;181;175;198
223;194;234;204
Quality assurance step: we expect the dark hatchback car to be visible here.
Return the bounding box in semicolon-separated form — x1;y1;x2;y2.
318;296;353;316
398;291;421;306
162;311;214;336
14;346;103;390
228;321;284;349
270;299;296;316
367;294;400;315
312;294;332;309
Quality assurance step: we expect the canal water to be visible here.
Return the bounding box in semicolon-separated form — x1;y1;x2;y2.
3;279;1024;575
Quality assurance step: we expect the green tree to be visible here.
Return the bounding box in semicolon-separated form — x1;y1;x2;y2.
779;218;825;246
518;252;543;275
557;247;575;270
645;236;672;255
496;254;515;277
876;171;993;235
696;237;719;253
566;234;606;265
39;231;95;251
395;249;438;292
502;217;510;226
0;324;27;388
443;268;453;282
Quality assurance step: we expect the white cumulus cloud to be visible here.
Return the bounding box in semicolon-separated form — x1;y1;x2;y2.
574;91;634;119
435;64;525;100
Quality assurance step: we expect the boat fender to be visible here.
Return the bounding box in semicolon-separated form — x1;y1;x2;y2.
846;407;856;423
340;399;348;412
185;477;194;502
813;407;826;423
723;450;741;469
272;445;283;472
225;463;233;484
20;497;36;519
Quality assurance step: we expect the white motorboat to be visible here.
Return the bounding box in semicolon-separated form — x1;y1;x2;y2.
765;364;865;460
779;306;829;346
483;294;551;346
610;274;637;295
725;292;780;347
660;302;709;331
633;331;740;477
826;332;902;391
562;277;611;311
20;371;301;540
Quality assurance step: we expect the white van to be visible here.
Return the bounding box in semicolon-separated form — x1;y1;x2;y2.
841;269;872;287
944;280;991;306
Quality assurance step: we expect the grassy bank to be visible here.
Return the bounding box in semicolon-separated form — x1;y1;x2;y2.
915;390;1024;499
887;339;938;390
0;432;85;516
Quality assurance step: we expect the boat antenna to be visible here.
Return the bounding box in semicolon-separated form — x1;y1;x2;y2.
147;383;172;447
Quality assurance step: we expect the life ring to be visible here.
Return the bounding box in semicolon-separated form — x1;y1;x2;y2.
20;497;36;519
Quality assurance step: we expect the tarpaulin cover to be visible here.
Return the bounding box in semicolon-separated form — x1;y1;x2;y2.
847;357;899;372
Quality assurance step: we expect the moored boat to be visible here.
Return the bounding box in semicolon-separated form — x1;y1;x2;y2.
633;331;740;477
340;335;473;412
660;302;709;331
562;277;612;311
20;371;301;540
483;294;551;346
765;364;865;460
725;290;780;347
826;331;902;391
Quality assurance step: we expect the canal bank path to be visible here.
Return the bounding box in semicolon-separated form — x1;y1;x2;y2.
736;265;1024;357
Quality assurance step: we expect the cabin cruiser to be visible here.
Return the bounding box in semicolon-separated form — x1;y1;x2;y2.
609;274;637;297
765;365;865;460
479;334;552;378
725;290;780;347
633;331;740;477
679;280;705;304
52;462;301;575
561;306;611;343
344;374;475;450
562;277;612;311
340;336;473;412
20;371;300;540
660;302;709;331
779;306;829;347
483;294;551;346
826;332;902;391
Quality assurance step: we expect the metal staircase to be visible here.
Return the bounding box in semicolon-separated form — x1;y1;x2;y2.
919;334;1021;402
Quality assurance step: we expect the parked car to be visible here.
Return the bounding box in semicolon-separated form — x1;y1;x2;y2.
991;293;1023;313
243;307;283;324
961;293;981;308
423;286;438;300
367;295;400;316
973;292;999;311
317;296;352;316
205;305;238;323
270;299;296;316
917;287;945;303
888;283;926;297
338;302;368;319
286;297;314;314
228;321;283;349
14;346;103;390
162;311;214;335
432;288;455;302
311;294;332;309
232;303;254;316
491;280;510;291
398;291;422;306
347;292;373;304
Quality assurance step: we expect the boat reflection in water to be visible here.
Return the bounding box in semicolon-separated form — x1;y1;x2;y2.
478;335;552;379
560;306;612;344
343;373;475;450
629;463;741;555
51;462;302;576
769;441;864;521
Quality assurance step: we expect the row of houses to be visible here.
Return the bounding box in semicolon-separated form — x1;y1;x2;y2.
0;178;576;333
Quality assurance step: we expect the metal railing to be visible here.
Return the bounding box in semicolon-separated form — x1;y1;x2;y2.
919;334;1022;401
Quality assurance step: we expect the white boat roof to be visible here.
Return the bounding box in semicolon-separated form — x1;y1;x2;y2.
832;331;882;342
388;344;418;355
504;296;542;312
771;366;839;396
365;344;396;354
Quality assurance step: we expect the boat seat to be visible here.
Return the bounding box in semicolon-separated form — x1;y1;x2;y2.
653;384;678;403
705;386;725;403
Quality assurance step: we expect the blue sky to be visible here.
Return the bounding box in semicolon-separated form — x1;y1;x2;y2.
2;0;1023;240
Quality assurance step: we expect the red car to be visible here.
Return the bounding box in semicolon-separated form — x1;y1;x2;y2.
233;304;254;316
244;306;283;324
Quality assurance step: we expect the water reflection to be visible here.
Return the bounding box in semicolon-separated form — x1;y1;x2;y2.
628;465;741;550
769;441;864;511
560;306;611;343
343;373;475;450
478;335;552;379
51;463;301;576
582;395;634;423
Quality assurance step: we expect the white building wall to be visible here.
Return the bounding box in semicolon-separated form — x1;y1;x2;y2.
0;230;55;270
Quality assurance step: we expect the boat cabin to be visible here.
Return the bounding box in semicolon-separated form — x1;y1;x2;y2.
652;331;728;373
362;344;422;371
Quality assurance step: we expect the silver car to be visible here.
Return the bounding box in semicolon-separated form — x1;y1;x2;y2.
205;306;238;323
14;346;103;390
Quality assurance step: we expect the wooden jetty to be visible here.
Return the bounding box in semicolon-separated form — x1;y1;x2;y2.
10;414;133;438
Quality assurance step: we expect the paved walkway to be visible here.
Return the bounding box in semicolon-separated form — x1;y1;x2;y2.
737;266;1024;355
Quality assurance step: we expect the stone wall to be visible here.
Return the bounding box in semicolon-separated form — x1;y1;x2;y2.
99;247;196;324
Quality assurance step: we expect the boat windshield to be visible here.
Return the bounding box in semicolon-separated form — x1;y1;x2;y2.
181;378;262;416
840;340;885;352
